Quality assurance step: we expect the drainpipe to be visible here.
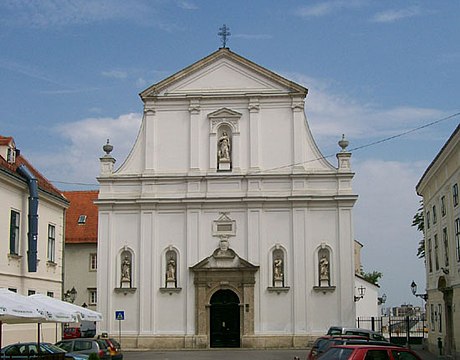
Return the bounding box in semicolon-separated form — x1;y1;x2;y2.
17;164;39;272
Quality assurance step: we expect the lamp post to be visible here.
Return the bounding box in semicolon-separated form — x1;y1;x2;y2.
64;286;77;303
410;281;428;301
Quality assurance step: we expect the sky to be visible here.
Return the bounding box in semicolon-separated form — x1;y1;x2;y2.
1;0;459;309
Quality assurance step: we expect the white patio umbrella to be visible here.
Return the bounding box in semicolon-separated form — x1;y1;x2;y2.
0;288;47;349
29;294;103;322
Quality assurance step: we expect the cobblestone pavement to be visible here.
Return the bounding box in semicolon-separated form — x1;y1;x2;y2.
123;348;306;360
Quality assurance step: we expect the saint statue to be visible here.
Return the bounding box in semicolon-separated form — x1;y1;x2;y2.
273;258;283;281
218;132;231;162
320;255;329;281
166;258;176;281
121;256;131;282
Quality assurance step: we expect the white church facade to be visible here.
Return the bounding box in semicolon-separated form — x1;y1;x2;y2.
96;48;358;349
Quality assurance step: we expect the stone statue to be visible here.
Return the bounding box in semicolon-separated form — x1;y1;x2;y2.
166;258;176;281
320;255;329;281
273;258;283;281
218;132;231;162
121;256;131;282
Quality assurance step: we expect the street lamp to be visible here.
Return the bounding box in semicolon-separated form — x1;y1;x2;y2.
354;285;366;302
64;286;77;303
378;293;387;305
410;281;428;301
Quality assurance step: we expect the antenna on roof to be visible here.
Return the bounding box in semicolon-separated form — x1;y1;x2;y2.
218;24;231;48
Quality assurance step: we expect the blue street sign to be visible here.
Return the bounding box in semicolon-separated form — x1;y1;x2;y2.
115;311;125;320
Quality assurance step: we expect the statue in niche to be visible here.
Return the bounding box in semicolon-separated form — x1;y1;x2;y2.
319;255;329;282
121;255;131;283
166;258;176;282
273;258;283;281
218;131;231;162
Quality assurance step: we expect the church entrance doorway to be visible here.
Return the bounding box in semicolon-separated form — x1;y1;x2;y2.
210;289;240;348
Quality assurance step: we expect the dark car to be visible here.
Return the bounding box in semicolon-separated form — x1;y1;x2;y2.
1;342;88;360
320;344;421;360
308;335;370;360
55;339;111;360
327;327;388;342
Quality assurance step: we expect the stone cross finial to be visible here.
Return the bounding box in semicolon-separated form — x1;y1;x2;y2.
218;24;231;48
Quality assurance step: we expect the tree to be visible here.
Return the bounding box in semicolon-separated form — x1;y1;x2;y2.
412;200;425;258
360;270;383;285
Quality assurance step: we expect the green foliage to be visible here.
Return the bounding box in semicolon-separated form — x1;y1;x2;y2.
360;270;383;285
412;200;425;258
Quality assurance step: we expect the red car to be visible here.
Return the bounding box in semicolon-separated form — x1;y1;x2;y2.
319;344;421;360
63;327;81;339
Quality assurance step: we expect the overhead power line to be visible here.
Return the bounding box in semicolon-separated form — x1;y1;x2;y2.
50;111;460;187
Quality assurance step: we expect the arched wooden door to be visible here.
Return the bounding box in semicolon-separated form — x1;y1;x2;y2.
210;289;240;348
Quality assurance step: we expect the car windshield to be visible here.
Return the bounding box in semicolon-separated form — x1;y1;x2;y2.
41;343;66;353
321;348;354;360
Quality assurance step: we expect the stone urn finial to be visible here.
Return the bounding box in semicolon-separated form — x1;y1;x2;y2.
338;134;349;152
103;139;113;156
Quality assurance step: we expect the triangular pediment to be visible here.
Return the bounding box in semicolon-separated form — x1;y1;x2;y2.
140;48;307;99
190;248;259;272
208;108;241;119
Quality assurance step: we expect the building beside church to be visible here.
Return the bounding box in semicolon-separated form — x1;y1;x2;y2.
96;48;358;349
0;135;68;345
62;190;99;310
416;123;460;358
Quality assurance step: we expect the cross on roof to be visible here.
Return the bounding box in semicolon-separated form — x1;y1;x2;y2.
218;24;231;48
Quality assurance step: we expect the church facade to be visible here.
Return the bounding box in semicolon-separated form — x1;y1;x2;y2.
96;48;358;349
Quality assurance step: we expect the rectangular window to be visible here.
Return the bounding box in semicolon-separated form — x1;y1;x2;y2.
432;205;437;224
78;215;87;224
443;227;449;267
434;234;440;271
430;304;435;331
28;290;35;296
10;210;20;255
455;218;460;262
441;196;446;217
428;238;433;272
89;253;97;271
453;183;459;207
426;211;431;229
8;288;17;293
89;289;97;305
47;291;54;298
438;304;442;332
47;224;56;262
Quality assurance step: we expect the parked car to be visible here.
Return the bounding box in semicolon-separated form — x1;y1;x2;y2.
308;335;371;360
319;344;421;360
97;337;123;360
55;339;111;360
64;327;82;339
327;327;388;342
1;342;89;360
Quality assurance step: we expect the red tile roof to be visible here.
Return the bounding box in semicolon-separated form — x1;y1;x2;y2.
0;137;67;202
63;191;99;244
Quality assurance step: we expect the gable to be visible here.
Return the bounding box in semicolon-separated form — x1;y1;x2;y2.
140;48;307;99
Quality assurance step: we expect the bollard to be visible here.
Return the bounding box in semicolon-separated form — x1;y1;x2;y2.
437;337;443;356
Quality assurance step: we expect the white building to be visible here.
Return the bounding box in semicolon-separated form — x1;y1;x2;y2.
416;123;460;358
96;48;358;349
0;135;69;345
